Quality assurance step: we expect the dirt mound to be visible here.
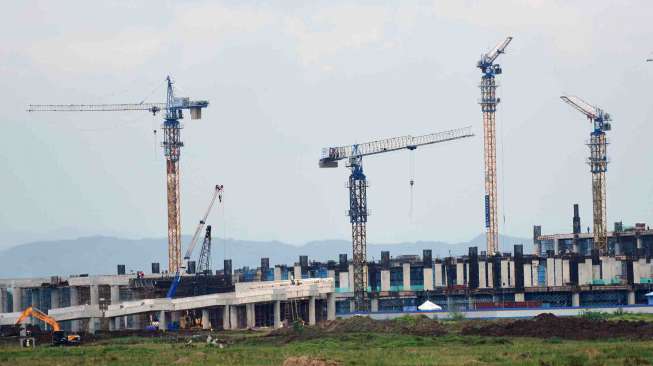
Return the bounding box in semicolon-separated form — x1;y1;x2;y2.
272;315;446;340
283;356;342;366
462;313;653;340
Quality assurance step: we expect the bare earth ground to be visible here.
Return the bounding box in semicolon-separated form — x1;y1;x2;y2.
2;313;653;365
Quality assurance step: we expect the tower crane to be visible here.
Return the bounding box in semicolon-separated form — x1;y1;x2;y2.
27;76;209;273
477;36;512;256
319;126;474;311
561;95;612;254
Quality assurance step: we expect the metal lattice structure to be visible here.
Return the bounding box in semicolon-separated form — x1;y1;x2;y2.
319;127;474;311
477;36;512;256
197;226;212;274
27;76;209;273
561;95;612;254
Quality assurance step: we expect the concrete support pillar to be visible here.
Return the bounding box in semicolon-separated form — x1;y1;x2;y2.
308;297;316;325
90;285;99;305
0;288;6;313
327;269;336;281
110;285;120;305
293;265;302;281
202;309;211;330
423;267;434;291
637;236;643;250
380;270;390;291
514;293;525;302
222;306;231;330
30;289;39;325
230;306;239;329
553;238;560;255
50;288;60;309
247;303;256;328
402;263;411;290
69;287;80;332
132;314;143;330
572;293;580;307
274;301;281;328
348;264;354;292
158;310;167;331
88;318;97;334
628;291;636;305
274;267;282;281
339;272;350;291
171;311;180;327
327;293;336;321
370;298;378;312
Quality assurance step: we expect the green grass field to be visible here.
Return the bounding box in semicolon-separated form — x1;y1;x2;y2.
4;314;653;366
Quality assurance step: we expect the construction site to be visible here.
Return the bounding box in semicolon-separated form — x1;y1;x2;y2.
3;3;653;363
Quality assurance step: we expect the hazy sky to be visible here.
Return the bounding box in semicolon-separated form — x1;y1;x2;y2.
2;1;652;250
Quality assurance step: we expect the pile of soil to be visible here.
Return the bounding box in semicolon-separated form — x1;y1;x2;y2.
462;313;653;340
272;315;447;340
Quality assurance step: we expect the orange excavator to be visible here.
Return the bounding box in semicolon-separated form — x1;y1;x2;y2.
15;306;81;346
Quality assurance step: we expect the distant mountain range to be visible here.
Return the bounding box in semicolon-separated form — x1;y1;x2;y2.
0;234;531;278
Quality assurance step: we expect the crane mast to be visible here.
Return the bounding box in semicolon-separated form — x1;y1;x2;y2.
27;76;209;273
197;225;212;274
561;95;612;254
320;126;473;311
477;36;512;256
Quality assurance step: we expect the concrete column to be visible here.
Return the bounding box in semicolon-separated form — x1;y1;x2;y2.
274;301;281;328
514;293;525;302
293;265;302;281
628;291;636;305
246;303;255;328
30;289;39;325
479;262;487;288
158;310;167;331
327;293;336;321
562;259;570;285
434;263;443;287
90;285;99;305
308;297;316;325
637;235;643;250
423;268;434;291
327;269;336;281
202;309;211;330
69;287;80;332
486;262;494;288
553;238;559;255
132;314;143;330
171;311;180;326
222;306;231;330
546;258;555;286
370;298;378;312
274;267;282;281
88;318;97;334
339;271;350;291
456;262;464;286
572;293;580;307
500;260;509;288
0;288;6;313
555;258;563;286
230;306;239;329
524;263;533;288
348;264;354;292
50;288;60;309
110;285;120;305
380;270;390;291
402;263;411;290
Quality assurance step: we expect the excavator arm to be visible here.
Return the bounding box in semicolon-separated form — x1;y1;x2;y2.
15;306;61;331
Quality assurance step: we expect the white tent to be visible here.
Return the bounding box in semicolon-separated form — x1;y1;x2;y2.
417;300;442;311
